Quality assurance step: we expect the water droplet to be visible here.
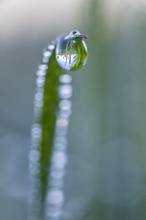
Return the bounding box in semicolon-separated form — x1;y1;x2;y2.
43;51;52;57
38;64;48;71
49;178;64;188
51;151;67;168
50;167;65;179
59;100;72;118
34;92;43;101
36;76;45;87
59;74;72;84
36;69;46;77
48;43;55;50
43;51;52;63
56;118;68;128
54;137;67;150
29;150;40;162
59;100;72;110
42;57;49;63
59;85;72;99
29;162;40;175
55;30;88;71
47;189;64;206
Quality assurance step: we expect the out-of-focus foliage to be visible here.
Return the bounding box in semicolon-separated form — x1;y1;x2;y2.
65;1;146;219
1;0;146;220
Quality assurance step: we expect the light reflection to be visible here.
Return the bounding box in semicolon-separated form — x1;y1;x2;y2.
56;54;77;71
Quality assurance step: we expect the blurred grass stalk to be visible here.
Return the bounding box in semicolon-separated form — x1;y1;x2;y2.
28;47;65;220
83;0;146;219
28;31;87;220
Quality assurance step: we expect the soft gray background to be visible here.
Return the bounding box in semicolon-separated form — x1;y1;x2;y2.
1;0;146;220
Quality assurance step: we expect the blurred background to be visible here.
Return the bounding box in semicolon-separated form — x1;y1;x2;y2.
1;0;146;219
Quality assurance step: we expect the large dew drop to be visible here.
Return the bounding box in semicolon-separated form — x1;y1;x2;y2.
55;30;88;71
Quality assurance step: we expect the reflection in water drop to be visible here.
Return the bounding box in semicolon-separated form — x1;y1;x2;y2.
56;54;77;70
55;30;88;71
